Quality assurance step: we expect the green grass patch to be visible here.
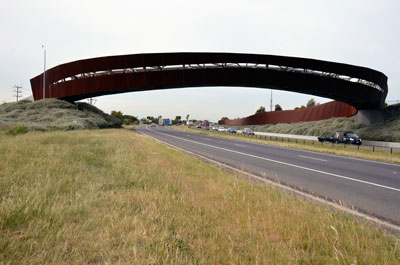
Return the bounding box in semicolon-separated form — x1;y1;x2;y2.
174;126;400;164
0;129;399;264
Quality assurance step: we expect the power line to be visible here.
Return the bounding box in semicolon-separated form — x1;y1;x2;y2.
13;85;23;101
87;98;97;105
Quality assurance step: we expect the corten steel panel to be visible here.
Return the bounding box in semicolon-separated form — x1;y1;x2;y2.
218;101;357;125
30;52;388;110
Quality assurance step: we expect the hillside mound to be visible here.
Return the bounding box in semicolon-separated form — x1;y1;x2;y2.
0;99;122;131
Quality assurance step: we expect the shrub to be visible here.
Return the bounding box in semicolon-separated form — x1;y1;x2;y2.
6;125;28;135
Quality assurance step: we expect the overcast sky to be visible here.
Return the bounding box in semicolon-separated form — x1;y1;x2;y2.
1;0;399;121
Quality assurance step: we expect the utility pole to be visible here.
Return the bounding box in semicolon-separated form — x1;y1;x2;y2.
42;45;46;99
87;98;97;105
13;85;22;101
270;89;273;111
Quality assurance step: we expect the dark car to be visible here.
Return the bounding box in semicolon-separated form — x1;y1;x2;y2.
318;131;362;145
227;128;236;133
243;128;255;136
342;132;362;145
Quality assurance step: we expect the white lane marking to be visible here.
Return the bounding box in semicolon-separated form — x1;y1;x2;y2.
156;126;400;167
145;126;400;193
234;143;247;147
143;130;400;233
166;126;400;167
243;137;400;167
298;155;327;162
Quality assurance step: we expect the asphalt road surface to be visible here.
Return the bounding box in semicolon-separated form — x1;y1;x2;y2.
136;125;400;225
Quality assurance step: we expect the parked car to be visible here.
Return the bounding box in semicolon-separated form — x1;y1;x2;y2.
195;124;202;129
150;123;156;127
243;128;255;135
218;126;226;132
211;126;218;131
227;128;236;133
318;131;362;145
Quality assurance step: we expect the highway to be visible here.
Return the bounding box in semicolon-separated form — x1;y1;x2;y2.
136;125;400;226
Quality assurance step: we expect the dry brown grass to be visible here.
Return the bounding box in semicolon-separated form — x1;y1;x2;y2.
0;99;121;131
0;129;399;264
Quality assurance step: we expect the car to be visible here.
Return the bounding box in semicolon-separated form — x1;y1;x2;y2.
150;123;156;127
227;128;236;133
195;124;202;129
243;128;255;135
211;126;218;131
218;126;226;132
318;131;362;145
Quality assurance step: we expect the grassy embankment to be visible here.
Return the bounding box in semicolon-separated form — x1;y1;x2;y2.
172;126;400;164
1;128;399;264
0;99;121;131
229;116;400;142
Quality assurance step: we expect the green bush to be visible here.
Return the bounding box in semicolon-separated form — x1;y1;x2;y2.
5;125;28;135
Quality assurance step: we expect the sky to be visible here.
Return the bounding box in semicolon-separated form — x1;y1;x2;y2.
0;0;399;122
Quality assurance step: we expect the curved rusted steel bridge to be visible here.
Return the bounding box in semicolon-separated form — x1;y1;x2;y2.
30;52;388;123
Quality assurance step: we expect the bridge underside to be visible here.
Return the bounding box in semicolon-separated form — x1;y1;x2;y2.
46;68;384;110
30;52;388;124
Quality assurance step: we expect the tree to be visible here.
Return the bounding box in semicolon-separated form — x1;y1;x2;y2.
122;115;139;125
294;105;306;110
220;117;229;121
306;98;316;108
173;115;182;125
111;110;123;121
274;104;283;111
255;106;266;114
186;114;190;121
146;116;159;124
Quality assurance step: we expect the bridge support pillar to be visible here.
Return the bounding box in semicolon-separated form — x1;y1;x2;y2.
352;109;384;125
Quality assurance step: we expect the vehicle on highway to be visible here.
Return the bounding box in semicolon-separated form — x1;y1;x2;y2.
202;120;210;130
218;126;226;132
318;131;362;145
150;123;156;127
227;128;236;133
243;128;255;135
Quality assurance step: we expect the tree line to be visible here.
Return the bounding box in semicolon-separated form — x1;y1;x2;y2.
254;98;319;114
111;111;191;125
221;98;320;121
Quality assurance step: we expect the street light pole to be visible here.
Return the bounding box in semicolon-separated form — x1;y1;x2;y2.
42;45;46;99
270;89;273;111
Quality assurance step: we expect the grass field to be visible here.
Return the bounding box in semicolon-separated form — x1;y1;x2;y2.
173;126;400;164
1;129;399;264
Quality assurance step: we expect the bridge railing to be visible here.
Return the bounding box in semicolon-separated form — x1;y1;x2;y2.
48;62;384;93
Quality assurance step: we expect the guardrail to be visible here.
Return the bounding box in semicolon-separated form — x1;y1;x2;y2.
191;127;400;154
